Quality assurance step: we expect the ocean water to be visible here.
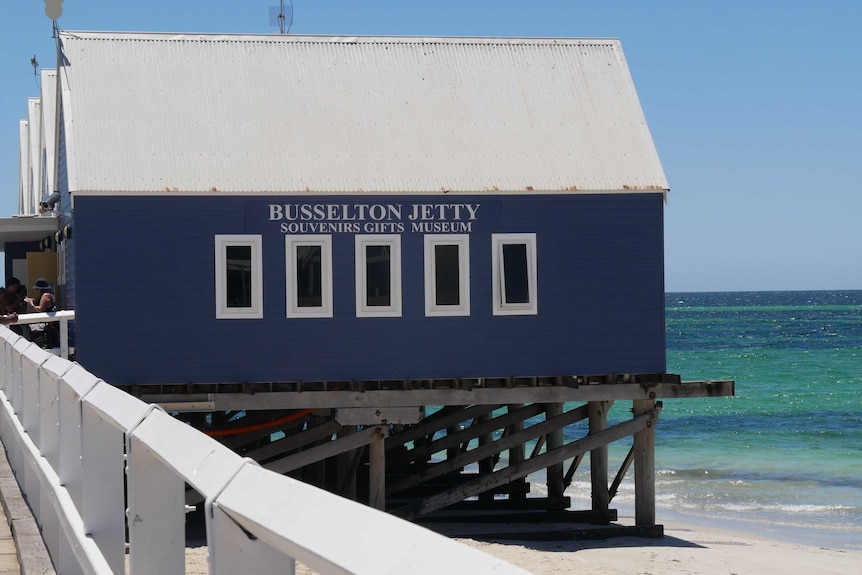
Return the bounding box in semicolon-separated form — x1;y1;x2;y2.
553;290;862;549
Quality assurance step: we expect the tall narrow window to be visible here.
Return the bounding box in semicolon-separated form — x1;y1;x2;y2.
424;234;470;316
286;235;333;318
492;233;537;315
355;235;401;317
226;245;253;307
215;235;263;319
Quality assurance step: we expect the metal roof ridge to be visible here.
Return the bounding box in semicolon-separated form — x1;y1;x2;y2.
59;30;621;44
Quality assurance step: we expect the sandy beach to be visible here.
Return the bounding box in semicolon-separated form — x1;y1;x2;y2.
451;519;862;575
184;516;862;575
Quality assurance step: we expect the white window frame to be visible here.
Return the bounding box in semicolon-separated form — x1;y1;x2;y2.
492;233;538;316
285;235;333;318
355;234;402;318
424;234;470;317
215;234;263;319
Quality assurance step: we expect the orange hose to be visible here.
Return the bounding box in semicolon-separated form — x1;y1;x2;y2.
203;408;314;438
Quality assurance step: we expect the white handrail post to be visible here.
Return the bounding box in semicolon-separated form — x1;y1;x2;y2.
80;384;131;575
127;429;185;575
57;366;100;513
20;345;51;527
60;317;69;359
0;333;23;474
37;356;74;565
22;345;51;445
38;357;70;471
9;311;75;359
10;339;32;418
0;329;19;392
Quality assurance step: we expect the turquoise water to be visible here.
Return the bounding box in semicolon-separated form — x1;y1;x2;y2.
551;290;862;549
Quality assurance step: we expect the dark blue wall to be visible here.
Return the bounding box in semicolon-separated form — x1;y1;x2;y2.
3;242;40;286
71;193;666;385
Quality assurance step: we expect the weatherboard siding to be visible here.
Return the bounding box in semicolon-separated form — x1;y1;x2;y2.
71;193;665;385
57;116;76;311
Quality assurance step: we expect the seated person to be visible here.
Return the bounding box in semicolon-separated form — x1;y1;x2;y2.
0;278;27;335
24;278;57;347
25;278;56;313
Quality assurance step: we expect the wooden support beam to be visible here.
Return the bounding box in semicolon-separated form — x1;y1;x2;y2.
335;426;358;500
264;425;389;475
386;404;501;450
507;403;526;502
446;423;461;462
609;445;634;502
545;403;564;503
220;412;312;449
388;405;588;496
477;412;495;502
369;433;386;510
588;400;611;523
529;434;546;459
491;427;509;467
150;380;733;411
396;403;543;466
395;406;659;520
335;407;422;425
339;444;364;499
633;399;658;526
388;473;530;499
243;420;342;462
303;415;330;487
562;453;584;491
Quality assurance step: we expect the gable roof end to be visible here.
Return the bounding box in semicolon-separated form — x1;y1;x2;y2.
58;32;669;195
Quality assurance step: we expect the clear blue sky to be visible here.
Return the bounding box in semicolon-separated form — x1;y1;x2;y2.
1;1;860;292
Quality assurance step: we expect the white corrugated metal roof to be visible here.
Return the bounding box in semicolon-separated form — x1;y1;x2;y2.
26;99;41;213
18;120;29;214
58;31;668;195
41;69;58;199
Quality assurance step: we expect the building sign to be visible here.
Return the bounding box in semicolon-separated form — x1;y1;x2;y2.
269;203;480;234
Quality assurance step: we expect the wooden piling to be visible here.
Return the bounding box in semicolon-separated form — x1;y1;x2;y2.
588;400;610;523
303;416;328;487
545;403;564;503
507;404;526;502
632;399;656;526
335;426;357;500
369;433;386;510
477;411;495;502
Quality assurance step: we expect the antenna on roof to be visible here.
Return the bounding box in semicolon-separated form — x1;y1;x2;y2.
269;0;294;35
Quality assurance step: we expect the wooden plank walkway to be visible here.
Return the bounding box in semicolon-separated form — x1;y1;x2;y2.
0;438;55;575
0;502;20;575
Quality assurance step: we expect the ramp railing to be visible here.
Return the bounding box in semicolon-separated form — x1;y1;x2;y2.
12;310;75;359
0;326;530;574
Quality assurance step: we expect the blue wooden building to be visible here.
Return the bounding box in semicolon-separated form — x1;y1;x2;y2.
6;31;733;526
40;32;669;386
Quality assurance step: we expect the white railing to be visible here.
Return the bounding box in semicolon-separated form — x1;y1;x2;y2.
13;310;75;359
0;326;531;575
